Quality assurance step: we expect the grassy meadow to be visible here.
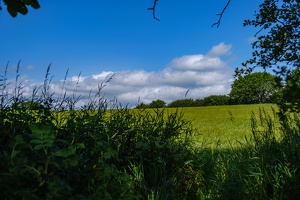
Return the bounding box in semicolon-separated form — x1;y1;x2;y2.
1;72;300;199
145;104;278;149
181;104;278;148
53;103;278;150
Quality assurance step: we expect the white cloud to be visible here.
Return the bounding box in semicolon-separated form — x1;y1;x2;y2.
2;43;234;107
167;54;226;72
207;42;232;57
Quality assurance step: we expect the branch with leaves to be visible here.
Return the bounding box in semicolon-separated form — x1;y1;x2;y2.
1;0;40;17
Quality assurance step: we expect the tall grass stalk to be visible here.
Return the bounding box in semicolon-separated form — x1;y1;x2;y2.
0;64;202;199
2;63;300;199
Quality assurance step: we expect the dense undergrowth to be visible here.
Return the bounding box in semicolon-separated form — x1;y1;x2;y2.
1;66;300;199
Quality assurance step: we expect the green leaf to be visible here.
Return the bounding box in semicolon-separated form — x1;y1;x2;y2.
67;147;76;155
43;138;55;144
11;150;21;157
7;7;18;17
76;143;85;149
68;159;78;167
57;139;69;145
29;123;52;135
14;134;26;145
103;148;117;159
136;141;149;149
155;141;164;148
43;143;53;147
33;144;44;151
18;4;28;15
23;0;40;9
30;139;43;144
54;147;77;158
54;150;68;158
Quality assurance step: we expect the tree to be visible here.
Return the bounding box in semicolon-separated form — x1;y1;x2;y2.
238;0;300;110
135;102;150;109
168;99;195;107
149;99;166;108
202;95;229;106
229;72;278;104
1;0;40;17
280;68;300;111
241;0;300;75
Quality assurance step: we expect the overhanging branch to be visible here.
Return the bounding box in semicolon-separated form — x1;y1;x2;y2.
148;0;232;26
148;0;160;21
211;0;231;27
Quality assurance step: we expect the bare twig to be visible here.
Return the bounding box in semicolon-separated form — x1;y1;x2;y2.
148;0;160;21
211;0;231;27
149;0;231;25
185;89;189;98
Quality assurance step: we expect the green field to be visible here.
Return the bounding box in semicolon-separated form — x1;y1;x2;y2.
162;104;278;148
43;103;279;149
3;99;300;199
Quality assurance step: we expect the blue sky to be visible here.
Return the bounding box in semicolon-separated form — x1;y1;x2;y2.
0;0;263;106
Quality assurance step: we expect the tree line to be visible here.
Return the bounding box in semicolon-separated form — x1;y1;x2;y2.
136;70;299;108
136;95;230;109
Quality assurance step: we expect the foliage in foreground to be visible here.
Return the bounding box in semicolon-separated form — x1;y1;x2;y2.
2;68;300;199
0;70;201;199
202;108;300;199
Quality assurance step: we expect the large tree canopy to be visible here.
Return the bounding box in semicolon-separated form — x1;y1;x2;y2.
238;0;300;111
279;68;300;111
240;0;300;77
229;72;278;104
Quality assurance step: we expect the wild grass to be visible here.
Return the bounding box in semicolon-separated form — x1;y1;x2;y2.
142;104;277;149
2;65;300;199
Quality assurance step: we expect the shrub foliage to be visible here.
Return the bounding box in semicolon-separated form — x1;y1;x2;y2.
0;68;200;199
2;66;300;199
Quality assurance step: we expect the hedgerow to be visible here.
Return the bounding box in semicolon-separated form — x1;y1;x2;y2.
1;64;300;199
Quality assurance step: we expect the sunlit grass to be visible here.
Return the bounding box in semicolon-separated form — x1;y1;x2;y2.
142;104;278;149
51;104;278;149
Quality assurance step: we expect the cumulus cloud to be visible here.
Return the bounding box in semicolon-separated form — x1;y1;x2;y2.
2;43;234;107
207;42;232;57
167;55;226;72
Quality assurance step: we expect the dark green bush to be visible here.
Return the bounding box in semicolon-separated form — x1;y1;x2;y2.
167;96;229;108
135;102;150;109
2;64;300;199
168;98;195;107
149;99;166;108
0;66;201;199
202;95;230;106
